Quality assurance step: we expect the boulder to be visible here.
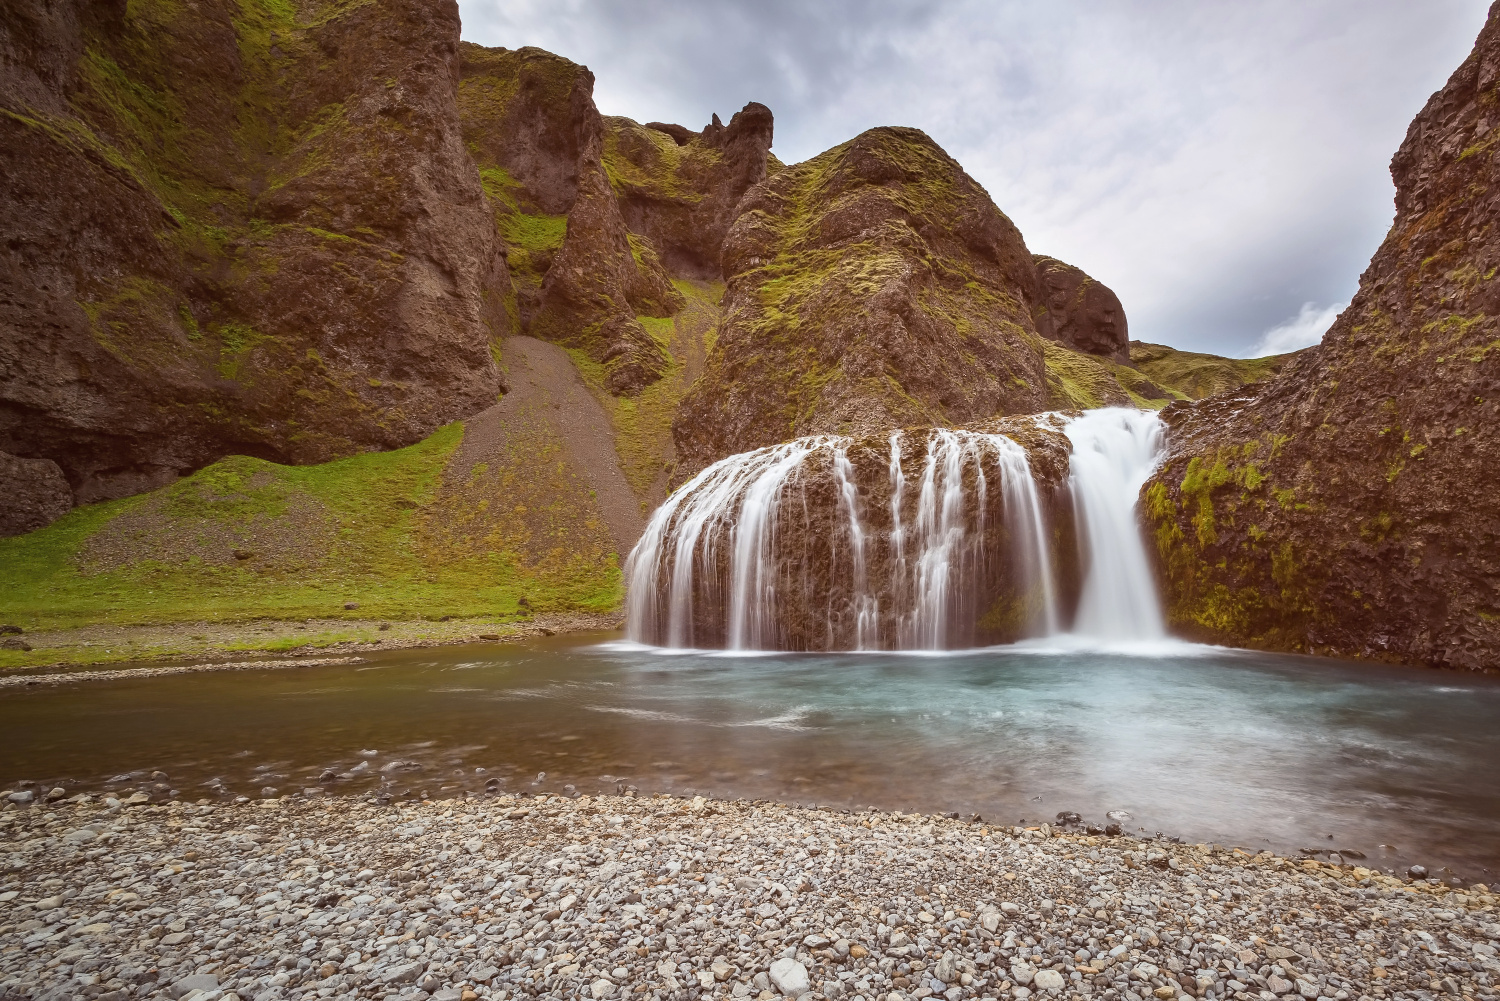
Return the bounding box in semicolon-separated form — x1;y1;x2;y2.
0;452;72;537
1034;255;1129;361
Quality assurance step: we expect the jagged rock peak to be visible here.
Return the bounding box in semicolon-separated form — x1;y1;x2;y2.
646;102;775;153
1033;254;1130;362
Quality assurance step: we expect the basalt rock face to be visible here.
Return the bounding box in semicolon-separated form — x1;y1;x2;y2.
457;44;681;395
606;103;776;278
1033;255;1130;362
0;0;504;509
1145;4;1500;670
672;127;1054;478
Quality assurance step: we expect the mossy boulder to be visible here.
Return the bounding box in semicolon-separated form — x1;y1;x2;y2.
672;126;1055;476
1144;7;1500;670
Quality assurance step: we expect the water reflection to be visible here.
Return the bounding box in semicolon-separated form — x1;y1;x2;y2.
1;634;1496;881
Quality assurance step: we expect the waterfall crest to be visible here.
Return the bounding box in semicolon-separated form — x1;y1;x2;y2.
624;409;1167;651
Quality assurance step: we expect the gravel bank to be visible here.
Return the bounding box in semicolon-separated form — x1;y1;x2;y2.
2;794;1495;1001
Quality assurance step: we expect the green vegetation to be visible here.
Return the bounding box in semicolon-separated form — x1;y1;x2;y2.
1042;341;1179;410
602;117;720;202
565;280;725;502
1129;342;1291;401
0;422;621;664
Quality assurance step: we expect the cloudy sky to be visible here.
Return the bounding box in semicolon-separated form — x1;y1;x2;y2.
459;1;1491;356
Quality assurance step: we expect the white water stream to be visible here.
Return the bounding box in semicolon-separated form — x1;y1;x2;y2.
626;409;1166;650
1063;408;1168;641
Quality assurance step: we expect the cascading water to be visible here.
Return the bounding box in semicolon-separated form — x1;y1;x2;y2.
1062;408;1167;640
625;429;1056;651
624;409;1167;651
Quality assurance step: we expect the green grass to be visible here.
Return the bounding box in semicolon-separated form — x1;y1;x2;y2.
0;422;621;639
1129;342;1290;400
1042;341;1178;410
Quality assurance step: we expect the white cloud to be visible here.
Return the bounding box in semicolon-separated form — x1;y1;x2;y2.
458;0;1491;356
1247;302;1346;357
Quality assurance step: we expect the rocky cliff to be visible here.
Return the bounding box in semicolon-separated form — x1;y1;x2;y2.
1034;255;1130;362
1144;3;1500;670
671;127;1058;476
0;0;506;507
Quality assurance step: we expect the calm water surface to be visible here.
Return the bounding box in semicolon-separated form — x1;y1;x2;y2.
3;634;1497;880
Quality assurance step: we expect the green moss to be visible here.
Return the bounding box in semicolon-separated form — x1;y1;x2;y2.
497;211;567;253
0;422;621;636
1129;341;1292;400
1041;341;1176;410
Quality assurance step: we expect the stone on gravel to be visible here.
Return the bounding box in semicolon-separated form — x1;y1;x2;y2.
169;973;219;998
1033;968;1066;991
769;957;810;996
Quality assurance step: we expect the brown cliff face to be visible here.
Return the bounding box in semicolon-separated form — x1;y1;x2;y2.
1145;3;1500;670
1033;255;1130;362
671;127;1053;478
457;44;682;395
0;0;504;513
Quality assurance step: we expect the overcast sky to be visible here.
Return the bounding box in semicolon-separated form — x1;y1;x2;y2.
459;1;1492;356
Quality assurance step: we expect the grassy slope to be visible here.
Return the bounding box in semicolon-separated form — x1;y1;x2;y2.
0;422;620;667
1130;341;1293;401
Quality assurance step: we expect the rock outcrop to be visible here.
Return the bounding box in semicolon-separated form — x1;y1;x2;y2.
456;44;682;395
672;127;1054;477
1144;3;1500;670
0;0;505;510
0;452;72;538
1033;255;1130;362
606;103;776;278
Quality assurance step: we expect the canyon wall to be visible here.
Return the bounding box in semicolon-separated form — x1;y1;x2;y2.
0;0;506;505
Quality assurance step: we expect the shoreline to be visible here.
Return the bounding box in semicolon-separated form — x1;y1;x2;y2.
1;791;1494;1001
0;613;622;680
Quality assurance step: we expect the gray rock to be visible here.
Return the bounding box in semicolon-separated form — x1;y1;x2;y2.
769;957;809;996
1033;969;1066;992
381;963;423;984
169;974;219;999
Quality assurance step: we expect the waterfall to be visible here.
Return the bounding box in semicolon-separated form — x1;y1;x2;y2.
1062;408;1167;640
625;429;1056;651
625;410;1168;651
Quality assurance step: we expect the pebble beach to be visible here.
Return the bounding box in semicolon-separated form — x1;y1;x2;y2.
2;792;1496;1001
